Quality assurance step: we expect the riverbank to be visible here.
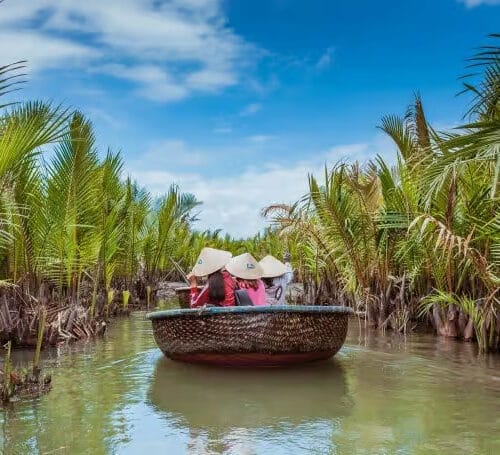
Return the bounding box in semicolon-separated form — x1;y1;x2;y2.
2;279;498;352
0;280;189;348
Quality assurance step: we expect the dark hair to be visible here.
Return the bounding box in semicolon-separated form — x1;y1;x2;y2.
208;270;225;303
262;277;274;287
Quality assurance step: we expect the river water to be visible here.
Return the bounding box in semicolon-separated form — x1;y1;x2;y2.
1;312;499;454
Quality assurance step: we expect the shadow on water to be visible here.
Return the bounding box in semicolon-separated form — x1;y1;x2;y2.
1;313;499;454
148;357;352;430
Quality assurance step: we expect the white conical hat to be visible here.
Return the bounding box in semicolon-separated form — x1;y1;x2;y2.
226;253;263;280
191;247;232;277
259;255;288;278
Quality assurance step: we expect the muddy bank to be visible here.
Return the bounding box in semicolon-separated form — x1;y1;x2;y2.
0;280;188;348
2;280;496;351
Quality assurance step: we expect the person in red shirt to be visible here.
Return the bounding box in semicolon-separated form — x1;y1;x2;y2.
188;247;235;308
189;269;236;308
225;253;266;306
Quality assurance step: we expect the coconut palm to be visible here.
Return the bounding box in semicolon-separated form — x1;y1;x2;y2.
263;36;499;350
0;61;71;284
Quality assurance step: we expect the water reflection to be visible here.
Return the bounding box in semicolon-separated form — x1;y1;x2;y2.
0;314;499;454
145;358;351;454
148;358;351;429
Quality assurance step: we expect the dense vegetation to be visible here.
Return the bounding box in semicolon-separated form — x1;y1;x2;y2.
0;35;498;351
0;62;206;344
264;36;500;351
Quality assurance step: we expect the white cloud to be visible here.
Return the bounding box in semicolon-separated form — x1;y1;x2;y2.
99;64;188;102
140;139;207;166
247;135;276;144
246;74;280;96
458;0;500;6
316;46;335;70
0;0;253;101
129;164;311;237
127;135;397;237
86;108;122;129
0;30;99;71
186;68;237;92
239;102;262;116
325;143;371;161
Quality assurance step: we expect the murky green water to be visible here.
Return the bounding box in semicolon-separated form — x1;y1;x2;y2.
1;313;499;454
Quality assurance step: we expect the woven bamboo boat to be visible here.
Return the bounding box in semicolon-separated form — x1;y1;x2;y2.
147;305;353;367
174;285;203;309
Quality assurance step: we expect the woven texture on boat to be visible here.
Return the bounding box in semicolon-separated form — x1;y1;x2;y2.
152;311;348;355
176;288;191;308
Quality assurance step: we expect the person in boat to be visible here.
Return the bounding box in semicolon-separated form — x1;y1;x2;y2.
225;253;266;306
188;247;235;308
259;253;294;305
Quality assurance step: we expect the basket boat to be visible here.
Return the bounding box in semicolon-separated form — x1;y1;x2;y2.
147;305;353;367
174;286;202;309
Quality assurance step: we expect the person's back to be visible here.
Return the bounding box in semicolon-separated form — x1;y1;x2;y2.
259;254;293;305
270;268;292;305
225;253;265;306
188;247;235;308
236;279;266;306
263;279;283;305
191;270;235;307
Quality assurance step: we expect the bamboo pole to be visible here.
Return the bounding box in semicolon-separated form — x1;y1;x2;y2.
33;307;46;378
146;286;152;310
2;341;12;401
169;258;189;284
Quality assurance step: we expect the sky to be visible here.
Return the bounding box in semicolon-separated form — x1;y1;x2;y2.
1;0;499;237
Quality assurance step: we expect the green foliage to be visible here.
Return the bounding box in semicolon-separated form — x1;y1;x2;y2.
264;36;500;350
0;66;202;310
1;35;498;352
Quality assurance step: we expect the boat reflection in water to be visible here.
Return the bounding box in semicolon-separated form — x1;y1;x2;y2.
148;357;352;451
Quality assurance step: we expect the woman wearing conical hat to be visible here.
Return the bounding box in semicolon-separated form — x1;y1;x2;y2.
189;247;235;308
259;253;294;305
225;253;266;306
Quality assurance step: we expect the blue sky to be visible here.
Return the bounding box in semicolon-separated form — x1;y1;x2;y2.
1;0;499;236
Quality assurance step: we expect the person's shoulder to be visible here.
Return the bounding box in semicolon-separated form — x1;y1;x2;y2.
222;270;236;285
222;270;233;279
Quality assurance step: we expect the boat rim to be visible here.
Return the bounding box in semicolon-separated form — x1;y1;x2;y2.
147;305;353;320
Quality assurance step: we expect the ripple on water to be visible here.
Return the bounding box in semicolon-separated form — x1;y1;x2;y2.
0;313;499;454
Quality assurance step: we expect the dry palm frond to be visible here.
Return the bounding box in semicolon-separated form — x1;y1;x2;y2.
409;214;498;288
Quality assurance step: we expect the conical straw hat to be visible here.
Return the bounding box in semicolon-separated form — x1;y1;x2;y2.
226;253;263;280
191;247;232;277
259;255;288;278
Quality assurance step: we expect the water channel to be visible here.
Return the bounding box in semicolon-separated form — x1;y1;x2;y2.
1;312;499;454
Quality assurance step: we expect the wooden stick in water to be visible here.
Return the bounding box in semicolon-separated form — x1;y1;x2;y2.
33;307;46;378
